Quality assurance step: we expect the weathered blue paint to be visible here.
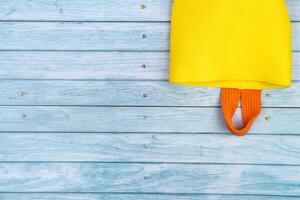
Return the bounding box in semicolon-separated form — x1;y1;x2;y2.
0;51;297;81
0;22;299;51
0;0;299;199
0;80;300;107
0;163;300;195
1;133;300;165
0;0;298;21
0;193;298;200
0;106;298;134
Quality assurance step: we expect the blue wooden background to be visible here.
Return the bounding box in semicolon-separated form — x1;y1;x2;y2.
0;0;299;199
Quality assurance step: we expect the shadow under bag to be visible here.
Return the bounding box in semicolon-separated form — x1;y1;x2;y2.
169;0;292;136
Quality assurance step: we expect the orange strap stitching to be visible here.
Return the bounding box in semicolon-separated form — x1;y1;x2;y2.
221;88;262;136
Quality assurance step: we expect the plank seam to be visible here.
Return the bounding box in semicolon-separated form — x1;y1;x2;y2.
0;161;300;166
0;105;299;109
0;192;299;197
0;20;298;23
0;131;299;135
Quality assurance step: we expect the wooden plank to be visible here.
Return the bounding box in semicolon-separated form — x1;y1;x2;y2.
0;80;300;107
2;133;300;164
0;163;300;195
0;22;299;51
0;0;298;21
0;193;297;200
0;21;297;50
0;51;169;80
0;52;300;81
0;22;169;51
0;0;172;22
0;106;297;134
287;0;300;21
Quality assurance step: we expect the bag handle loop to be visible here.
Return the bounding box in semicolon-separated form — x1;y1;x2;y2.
221;88;262;136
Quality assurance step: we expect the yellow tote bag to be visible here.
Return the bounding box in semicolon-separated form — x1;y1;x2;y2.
169;0;292;136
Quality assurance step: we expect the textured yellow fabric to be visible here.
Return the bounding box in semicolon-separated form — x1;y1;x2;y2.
169;0;292;89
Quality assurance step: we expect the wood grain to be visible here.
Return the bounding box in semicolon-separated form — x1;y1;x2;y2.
0;0;299;198
0;51;169;80
0;52;299;81
0;163;300;195
0;80;299;107
0;193;298;200
0;0;172;22
0;0;298;21
0;22;299;51
0;106;298;134
1;133;300;164
0;22;169;51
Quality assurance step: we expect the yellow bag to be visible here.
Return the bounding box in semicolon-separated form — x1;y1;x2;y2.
169;0;292;136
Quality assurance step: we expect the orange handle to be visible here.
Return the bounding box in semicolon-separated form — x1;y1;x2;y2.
221;88;262;136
